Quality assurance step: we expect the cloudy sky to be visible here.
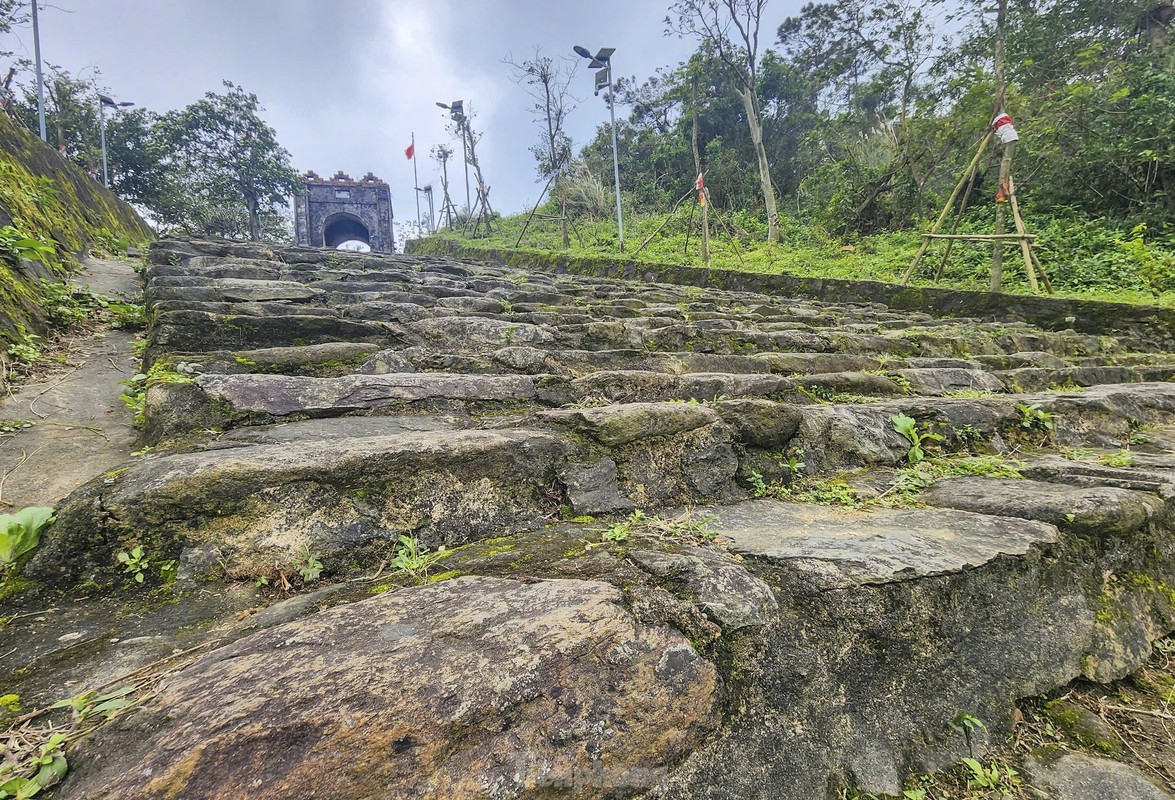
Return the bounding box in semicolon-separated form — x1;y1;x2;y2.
7;0;803;226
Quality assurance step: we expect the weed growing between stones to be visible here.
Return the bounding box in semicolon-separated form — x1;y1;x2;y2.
597;509;718;546
891;413;943;464
1099;449;1135;468
118;360;197;427
0;507;54;585
1015;403;1054;439
115;545;177;587
389;534;446;583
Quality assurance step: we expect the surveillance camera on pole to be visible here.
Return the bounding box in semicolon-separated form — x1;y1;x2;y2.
97;94;135;188
437;100;472;213
574;45;623;252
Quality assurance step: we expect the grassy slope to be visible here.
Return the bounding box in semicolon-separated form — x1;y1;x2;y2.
422;207;1175;308
0;112;154;341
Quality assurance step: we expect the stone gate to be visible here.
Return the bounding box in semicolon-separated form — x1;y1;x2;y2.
294;170;395;252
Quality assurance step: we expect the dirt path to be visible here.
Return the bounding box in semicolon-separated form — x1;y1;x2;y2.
0;257;140;510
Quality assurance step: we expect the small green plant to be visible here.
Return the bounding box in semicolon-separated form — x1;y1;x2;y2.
797;480;862;508
0;225;54;267
950;712;987;757
5;326;41;366
1015;403;1054;435
0;731;67;798
598;509;718;546
888;373;914;394
119;361;198;426
116;545;149;583
390;534;445;581
891;413;943;464
295;548;323;583
0;420;35;436
1098;449;1134;467
962;758;1020;797
0;507;55;574
749;471;769;498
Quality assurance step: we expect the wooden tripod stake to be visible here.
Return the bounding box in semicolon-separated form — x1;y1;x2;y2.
901;133;1047;293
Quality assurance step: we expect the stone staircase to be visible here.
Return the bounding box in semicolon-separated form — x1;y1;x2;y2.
27;239;1175;799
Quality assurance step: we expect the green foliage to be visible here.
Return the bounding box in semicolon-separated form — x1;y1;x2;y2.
295;547;323;583
1119;224;1175;298
0;507;54;568
0;731;67;799
950;712;987;758
390;534;445;583
599;509;719;546
961;758;1019;796
891;412;942;464
4;326;40;367
160;81;301;241
119;360;197;427
0;226;54;267
1098;449;1134;468
116;545;149;583
1015;403;1054;435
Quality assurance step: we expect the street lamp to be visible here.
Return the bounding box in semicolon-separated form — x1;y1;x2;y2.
574;45;623;252
97;94;134;188
436;100;471;214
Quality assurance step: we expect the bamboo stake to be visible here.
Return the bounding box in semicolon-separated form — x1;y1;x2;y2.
1005;175;1039;292
514;170;560;248
935;134;992;280
924;233;1034;240
708;196;746;268
633;188;695;257
902;131;994;284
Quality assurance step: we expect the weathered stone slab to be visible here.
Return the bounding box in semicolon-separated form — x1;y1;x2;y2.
59;577;720;800
1022;753;1174;800
28;430;567;585
192;372;537;416
539;402;720;446
705;499;1058;588
193;342;381;375
923;476;1166;537
892;367;1006;394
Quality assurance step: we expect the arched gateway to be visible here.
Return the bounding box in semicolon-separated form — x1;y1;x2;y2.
294;170;395;252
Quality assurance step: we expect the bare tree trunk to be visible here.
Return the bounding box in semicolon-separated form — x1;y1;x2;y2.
990;0;1009;291
245;193;260;241
737;88;778;243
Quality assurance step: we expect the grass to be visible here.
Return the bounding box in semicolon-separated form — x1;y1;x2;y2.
422;208;1175;308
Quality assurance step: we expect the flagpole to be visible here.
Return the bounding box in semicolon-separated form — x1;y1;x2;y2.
411;132;421;233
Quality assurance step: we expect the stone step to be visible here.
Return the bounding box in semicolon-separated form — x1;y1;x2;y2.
143;372;541;441
150;309;401;354
28;428;569;586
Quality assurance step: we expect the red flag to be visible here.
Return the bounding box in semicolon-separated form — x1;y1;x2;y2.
404;142;415;160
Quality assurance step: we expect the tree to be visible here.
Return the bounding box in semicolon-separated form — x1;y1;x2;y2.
162;81;299;241
668;0;781;242
505;49;578;179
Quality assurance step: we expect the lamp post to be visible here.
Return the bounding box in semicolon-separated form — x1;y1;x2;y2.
97;94;134;188
436;100;471;214
31;0;45;141
574;45;623;252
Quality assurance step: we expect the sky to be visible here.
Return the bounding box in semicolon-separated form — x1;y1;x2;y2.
5;0;804;230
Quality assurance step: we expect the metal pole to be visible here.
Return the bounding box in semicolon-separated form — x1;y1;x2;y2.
99;101;109;187
411;132;420;228
606;62;624;252
31;0;46;141
460;118;471;214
